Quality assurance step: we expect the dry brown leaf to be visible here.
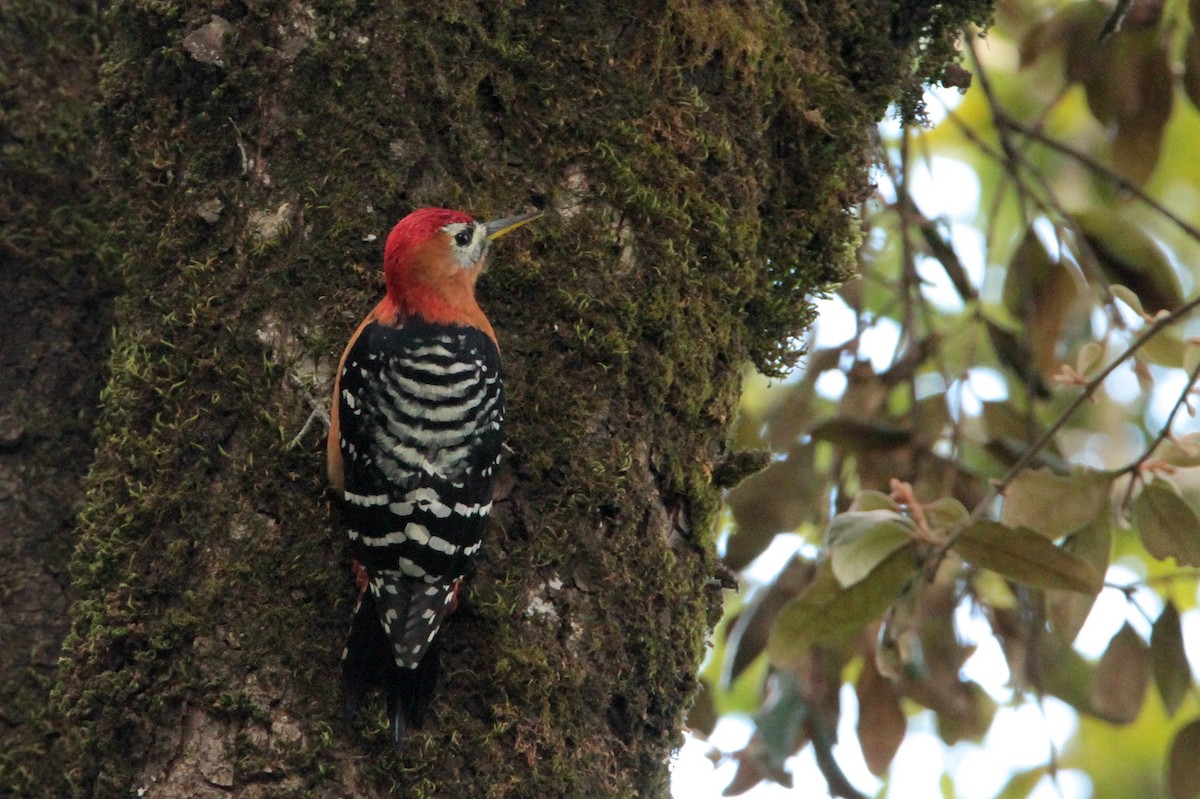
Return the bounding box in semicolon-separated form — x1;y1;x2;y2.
1168;719;1200;799
855;658;906;775
1151;602;1191;718
1090;623;1150;725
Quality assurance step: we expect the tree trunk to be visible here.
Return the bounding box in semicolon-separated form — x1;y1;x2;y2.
0;0;114;793
3;1;990;797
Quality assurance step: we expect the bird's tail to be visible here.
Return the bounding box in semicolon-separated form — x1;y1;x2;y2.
341;570;457;747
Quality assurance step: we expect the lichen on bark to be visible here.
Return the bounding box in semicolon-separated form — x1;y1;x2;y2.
3;0;993;796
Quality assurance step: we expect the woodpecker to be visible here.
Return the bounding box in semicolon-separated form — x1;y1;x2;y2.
328;206;539;746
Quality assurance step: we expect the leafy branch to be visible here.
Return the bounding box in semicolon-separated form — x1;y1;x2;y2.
711;8;1200;796
1001;116;1200;244
1115;350;1200;514
938;292;1200;554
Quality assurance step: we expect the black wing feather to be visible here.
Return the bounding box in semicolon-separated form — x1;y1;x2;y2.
336;316;503;740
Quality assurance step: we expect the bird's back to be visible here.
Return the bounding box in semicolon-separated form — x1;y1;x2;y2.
332;314;504;738
336;317;504;583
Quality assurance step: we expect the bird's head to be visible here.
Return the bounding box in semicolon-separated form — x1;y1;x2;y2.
382;207;540;311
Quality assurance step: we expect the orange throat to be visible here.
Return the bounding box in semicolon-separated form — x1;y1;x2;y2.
388;282;497;345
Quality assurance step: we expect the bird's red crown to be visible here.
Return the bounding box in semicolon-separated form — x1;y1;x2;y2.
384;208;474;279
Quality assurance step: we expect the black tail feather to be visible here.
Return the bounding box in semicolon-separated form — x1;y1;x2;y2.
386;688;406;748
342;590;393;714
342;589;443;747
402;640;441;727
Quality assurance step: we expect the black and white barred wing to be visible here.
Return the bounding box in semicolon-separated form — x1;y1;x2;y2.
336;319;504;668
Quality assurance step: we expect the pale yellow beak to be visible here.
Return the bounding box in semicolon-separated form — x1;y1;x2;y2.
484;210;543;240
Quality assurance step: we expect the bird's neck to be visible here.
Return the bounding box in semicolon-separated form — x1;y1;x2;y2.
382;281;497;345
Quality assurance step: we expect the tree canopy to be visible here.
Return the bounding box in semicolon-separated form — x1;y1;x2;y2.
690;2;1200;797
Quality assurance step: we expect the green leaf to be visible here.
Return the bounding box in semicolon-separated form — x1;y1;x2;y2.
924;497;970;532
1186;340;1200;381
754;669;807;772
1168;720;1200;799
725;446;819;570
1159;433;1200;468
1185;35;1200;114
971;569;1018;609
911;393;952;449
1150;601;1191;718
1066;23;1172;184
936;683;998;746
767;548;917;667
1001;228;1055;321
828;510;915;588
985;438;1073;473
981;400;1056;458
685;680;717;737
1132;480;1200;566
1001;230;1080;384
984;317;1050;399
1139;329;1188;369
808;417;911;451
918;219;977;302
953;520;1103;594
933;679;998;745
1018;1;1105;76
995;768;1050;799
979;399;1034;443
1108;37;1173;185
1047;514;1112;643
1030;626;1099;716
1111;118;1164;187
1076;340;1105;376
1000;467;1113;539
1077;208;1182;313
1062;2;1110;85
848;490;902;513
1111;284;1147;317
727;558;816;683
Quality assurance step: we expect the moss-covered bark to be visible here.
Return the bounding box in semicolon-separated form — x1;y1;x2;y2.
6;0;990;796
0;2;114;795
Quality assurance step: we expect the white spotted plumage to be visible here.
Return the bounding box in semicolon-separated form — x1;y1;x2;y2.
331;205;537;747
337;318;504;670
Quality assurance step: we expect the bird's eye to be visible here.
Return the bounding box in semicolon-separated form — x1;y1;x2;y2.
454;228;473;248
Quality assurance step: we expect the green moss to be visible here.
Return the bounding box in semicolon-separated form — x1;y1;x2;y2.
0;0;118;795
38;0;993;796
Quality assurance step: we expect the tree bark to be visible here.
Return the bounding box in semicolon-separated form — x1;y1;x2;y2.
3;1;990;797
0;1;113;793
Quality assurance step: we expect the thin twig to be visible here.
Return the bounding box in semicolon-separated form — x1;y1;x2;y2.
939;293;1200;553
961;38;1116;304
1115;354;1200;513
1000;116;1200;245
1099;0;1134;41
1106;569;1200;590
809;709;867;799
